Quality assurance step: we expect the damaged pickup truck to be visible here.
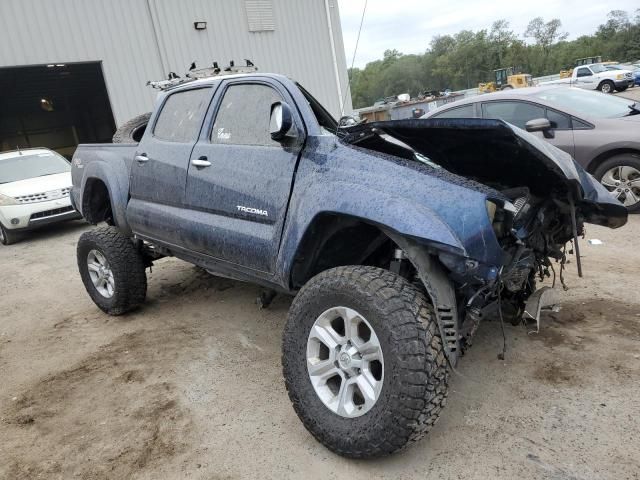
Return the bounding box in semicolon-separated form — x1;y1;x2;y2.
70;73;627;458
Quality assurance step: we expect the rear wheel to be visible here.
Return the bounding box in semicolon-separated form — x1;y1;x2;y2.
0;222;20;245
282;266;448;458
593;154;640;212
598;80;615;94
77;226;147;315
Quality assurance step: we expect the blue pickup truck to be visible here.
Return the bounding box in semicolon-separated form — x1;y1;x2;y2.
70;72;627;458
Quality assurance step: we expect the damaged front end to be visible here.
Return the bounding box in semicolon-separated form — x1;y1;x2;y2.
341;118;627;363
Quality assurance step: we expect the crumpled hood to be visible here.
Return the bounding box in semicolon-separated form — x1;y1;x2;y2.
341;118;627;229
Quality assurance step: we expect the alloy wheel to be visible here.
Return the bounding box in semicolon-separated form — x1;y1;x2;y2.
87;249;115;298
600;165;640;207
306;306;384;418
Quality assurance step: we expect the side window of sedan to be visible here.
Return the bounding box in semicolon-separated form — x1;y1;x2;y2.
545;108;571;129
481;101;545;129
432;104;476;118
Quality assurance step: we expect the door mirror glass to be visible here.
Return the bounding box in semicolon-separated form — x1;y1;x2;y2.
525;118;554;138
270;101;294;141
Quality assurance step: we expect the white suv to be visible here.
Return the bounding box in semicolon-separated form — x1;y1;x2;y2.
0;148;81;245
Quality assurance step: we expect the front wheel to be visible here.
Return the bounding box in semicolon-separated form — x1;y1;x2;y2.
598;80;615;93
0;222;20;245
77;226;147;315
282;266;449;458
594;154;640;212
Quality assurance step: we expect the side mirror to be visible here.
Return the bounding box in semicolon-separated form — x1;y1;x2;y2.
338;115;358;127
525;118;554;139
270;101;294;141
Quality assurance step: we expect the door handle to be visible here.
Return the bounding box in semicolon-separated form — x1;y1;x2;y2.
191;157;211;168
135;154;149;164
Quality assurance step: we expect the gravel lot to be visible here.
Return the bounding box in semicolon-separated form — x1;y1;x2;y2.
3;89;640;478
1;215;638;480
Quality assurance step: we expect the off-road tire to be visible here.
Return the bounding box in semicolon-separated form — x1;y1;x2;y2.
112;112;151;143
598;80;615;94
593;153;640;213
0;222;19;245
282;266;449;458
77;226;147;315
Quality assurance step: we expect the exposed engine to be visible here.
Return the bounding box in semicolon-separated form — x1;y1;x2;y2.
458;186;582;352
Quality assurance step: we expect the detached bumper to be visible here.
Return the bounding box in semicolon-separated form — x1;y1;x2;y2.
0;197;82;232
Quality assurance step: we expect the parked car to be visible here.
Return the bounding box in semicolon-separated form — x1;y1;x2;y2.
0;148;81;245
422;86;640;211
606;64;640;86
540;63;634;93
70;73;626;458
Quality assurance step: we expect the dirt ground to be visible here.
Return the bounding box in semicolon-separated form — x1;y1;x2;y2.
0;214;639;479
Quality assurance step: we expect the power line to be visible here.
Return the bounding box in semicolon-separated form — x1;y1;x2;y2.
340;0;367;118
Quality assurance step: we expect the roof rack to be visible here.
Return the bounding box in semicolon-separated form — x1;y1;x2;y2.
147;59;258;90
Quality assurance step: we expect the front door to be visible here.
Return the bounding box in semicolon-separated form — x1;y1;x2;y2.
481;100;575;157
182;80;304;273
128;86;212;245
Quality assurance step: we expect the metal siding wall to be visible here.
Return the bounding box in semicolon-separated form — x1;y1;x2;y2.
149;0;351;117
0;0;350;123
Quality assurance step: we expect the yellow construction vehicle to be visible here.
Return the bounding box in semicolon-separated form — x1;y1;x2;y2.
478;67;533;93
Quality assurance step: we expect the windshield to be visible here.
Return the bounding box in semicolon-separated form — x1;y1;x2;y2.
590;64;607;73
0;151;70;184
532;88;633;118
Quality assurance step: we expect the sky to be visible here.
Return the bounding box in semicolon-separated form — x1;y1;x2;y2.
336;0;621;68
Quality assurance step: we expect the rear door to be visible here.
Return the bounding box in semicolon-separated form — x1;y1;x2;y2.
128;86;212;244
182;79;304;273
481;100;575;157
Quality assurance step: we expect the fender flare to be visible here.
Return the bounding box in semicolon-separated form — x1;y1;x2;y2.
80;160;132;235
385;230;461;366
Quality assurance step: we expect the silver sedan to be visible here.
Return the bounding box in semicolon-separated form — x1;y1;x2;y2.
422;86;640;211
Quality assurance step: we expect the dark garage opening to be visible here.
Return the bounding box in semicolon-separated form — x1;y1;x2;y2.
0;62;116;159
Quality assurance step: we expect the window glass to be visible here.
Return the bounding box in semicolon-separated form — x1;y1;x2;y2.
482;101;545;129
212;84;282;146
572;117;592;129
545;109;571;129
576;67;592;77
154;88;210;143
432;104;476;118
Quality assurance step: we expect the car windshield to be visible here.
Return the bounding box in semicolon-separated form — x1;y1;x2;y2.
532;88;633;118
590;64;607;73
0;151;70;184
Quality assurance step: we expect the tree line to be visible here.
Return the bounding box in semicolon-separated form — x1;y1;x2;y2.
348;10;640;109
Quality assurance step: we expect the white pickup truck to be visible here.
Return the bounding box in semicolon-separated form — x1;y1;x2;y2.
541;63;634;93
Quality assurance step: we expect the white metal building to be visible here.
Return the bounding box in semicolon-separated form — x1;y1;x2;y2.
0;0;351;157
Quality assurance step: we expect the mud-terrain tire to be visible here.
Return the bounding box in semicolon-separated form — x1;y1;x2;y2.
0;222;20;245
598;80;615;93
112;112;151;143
593;153;640;213
282;266;449;458
77;226;147;315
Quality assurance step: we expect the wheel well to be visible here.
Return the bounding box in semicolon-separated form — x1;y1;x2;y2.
586;148;640;174
82;178;114;225
290;214;400;289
